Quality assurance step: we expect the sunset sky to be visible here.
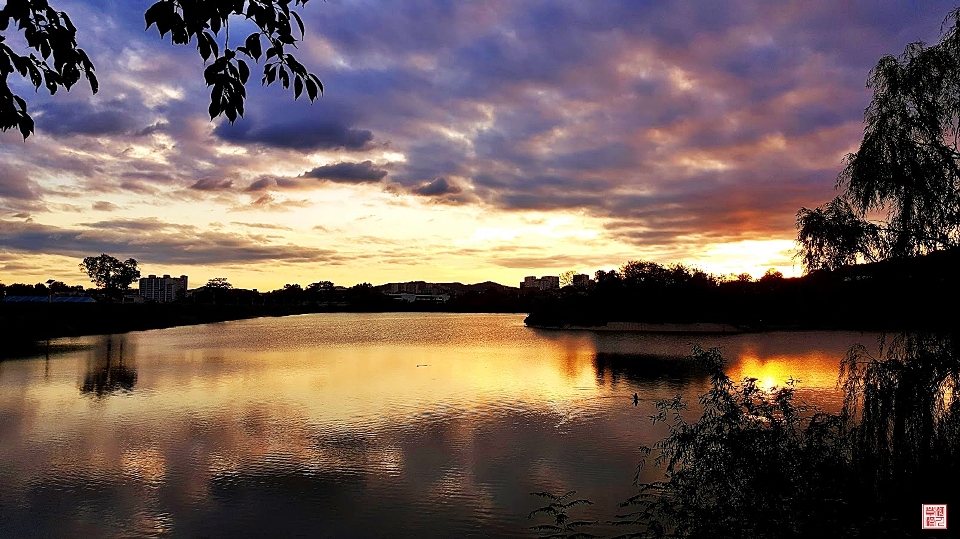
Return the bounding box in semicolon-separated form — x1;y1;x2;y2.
0;0;954;290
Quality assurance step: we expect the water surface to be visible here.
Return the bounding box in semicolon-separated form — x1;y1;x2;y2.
0;313;877;538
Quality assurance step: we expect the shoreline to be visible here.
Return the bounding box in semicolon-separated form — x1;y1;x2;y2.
528;321;744;333
0;303;531;356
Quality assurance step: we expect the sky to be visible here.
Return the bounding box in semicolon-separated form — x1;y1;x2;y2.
0;0;955;290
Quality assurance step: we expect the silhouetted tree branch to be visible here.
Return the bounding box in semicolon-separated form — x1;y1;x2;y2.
0;0;322;139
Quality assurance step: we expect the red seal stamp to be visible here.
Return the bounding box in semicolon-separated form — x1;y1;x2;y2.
922;504;948;530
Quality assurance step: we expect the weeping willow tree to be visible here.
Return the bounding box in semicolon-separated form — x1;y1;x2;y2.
616;336;960;538
839;333;960;502
797;8;960;272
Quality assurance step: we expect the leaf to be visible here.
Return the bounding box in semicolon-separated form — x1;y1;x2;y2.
237;59;249;84
27;62;42;89
294;75;302;98
144;1;167;30
245;33;262;60
203;63;219;85
305;77;317;100
198;35;211;61
86;70;99;94
292;11;304;37
310;73;323;94
18;114;35;139
61;12;76;34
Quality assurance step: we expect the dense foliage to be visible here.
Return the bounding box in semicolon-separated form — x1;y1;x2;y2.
537;335;959;539
78;253;141;291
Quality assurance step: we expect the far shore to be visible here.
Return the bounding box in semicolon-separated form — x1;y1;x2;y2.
529;321;744;333
3;300;926;360
0;302;531;357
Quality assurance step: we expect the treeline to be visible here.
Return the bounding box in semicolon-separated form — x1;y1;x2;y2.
524;249;960;331
186;280;536;313
0;281;86;296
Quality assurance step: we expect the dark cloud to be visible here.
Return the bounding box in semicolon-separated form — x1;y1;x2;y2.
92;201;120;211
412;177;461;196
304;161;388;183
214;118;374;151
389;137;472;186
246;177;275;191
34;97;148;137
548;143;638;171
0;219;341;265
190;178;234;191
0;165;40;201
135;121;169;137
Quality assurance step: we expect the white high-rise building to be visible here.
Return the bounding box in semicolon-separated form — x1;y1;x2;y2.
139;274;188;303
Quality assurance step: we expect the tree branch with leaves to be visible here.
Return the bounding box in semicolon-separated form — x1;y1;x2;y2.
0;0;322;139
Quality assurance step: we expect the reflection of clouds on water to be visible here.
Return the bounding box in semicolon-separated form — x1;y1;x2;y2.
0;315;880;538
121;447;166;487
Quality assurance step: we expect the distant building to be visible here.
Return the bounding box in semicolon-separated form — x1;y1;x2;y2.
139;274;188;303
386;281;448;295
520;275;560;290
572;274;593;287
386;293;450;303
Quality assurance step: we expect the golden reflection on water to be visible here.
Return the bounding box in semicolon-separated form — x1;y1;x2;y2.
727;350;841;390
0;315;878;538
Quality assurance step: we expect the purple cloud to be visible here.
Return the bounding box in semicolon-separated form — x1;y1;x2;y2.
305;161;388;183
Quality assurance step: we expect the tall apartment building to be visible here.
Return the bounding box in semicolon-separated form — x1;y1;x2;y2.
520;275;560;290
139;274;188;303
572;273;593;287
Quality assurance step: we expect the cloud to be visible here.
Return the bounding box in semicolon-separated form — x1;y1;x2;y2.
304;161;388;183
234;193;314;212
34;97;156;137
231;221;294;231
213;117;374;151
0;165;40;201
0;219;341;265
412;177;460;196
190;178;235;191
92;201;120;211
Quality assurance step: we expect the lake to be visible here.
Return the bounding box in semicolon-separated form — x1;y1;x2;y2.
0;313;879;538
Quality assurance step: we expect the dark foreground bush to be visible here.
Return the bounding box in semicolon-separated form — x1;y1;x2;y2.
534;334;959;538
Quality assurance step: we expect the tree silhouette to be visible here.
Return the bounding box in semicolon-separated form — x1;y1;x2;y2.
0;0;322;139
798;8;960;271
205;277;233;289
796;197;883;272
79;254;140;291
